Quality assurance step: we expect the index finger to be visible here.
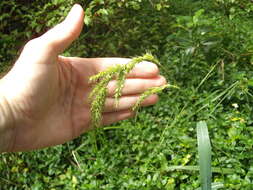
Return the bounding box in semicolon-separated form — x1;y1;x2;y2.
94;58;159;78
65;57;159;79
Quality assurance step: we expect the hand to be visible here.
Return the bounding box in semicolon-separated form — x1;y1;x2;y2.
0;4;166;152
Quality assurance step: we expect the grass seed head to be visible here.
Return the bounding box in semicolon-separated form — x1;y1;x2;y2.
89;53;176;129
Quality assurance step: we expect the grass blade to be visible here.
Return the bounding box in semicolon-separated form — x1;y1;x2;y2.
211;182;224;189
166;165;234;174
196;182;224;190
197;121;212;190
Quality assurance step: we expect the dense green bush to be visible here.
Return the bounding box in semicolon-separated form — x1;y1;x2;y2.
1;0;253;189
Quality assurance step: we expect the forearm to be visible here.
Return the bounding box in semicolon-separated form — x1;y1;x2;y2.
0;82;14;152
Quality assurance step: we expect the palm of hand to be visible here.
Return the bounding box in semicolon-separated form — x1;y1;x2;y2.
1;54;89;150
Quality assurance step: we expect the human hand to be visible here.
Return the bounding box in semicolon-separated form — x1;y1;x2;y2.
0;4;166;152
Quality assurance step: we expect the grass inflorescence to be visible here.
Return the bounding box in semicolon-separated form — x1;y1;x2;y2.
89;53;176;129
132;84;179;112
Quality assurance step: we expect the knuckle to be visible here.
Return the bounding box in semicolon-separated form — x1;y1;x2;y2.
24;37;48;52
161;76;167;85
156;76;167;86
24;39;40;50
23;37;54;55
151;63;159;75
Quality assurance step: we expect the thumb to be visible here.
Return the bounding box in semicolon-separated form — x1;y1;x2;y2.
41;4;84;55
21;4;84;61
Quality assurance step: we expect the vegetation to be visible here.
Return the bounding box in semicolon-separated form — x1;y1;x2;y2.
1;0;253;189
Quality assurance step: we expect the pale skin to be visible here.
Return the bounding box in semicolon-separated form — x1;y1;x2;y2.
0;4;166;152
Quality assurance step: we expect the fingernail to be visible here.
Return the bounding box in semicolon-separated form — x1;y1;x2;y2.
65;4;82;23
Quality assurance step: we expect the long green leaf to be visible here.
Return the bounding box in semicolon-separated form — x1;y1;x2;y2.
196;182;224;190
197;121;212;190
166;165;234;174
211;182;224;189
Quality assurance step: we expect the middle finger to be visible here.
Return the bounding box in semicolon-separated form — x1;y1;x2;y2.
106;75;166;97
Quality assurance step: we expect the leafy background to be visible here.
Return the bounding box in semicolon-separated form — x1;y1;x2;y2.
1;0;253;189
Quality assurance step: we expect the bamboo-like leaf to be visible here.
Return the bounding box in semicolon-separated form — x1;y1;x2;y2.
197;121;212;190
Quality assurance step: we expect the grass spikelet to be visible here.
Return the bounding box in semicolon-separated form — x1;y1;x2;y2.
89;64;122;83
114;70;126;106
132;84;179;112
90;75;113;128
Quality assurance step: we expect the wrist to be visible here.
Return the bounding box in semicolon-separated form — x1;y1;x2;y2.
0;80;15;152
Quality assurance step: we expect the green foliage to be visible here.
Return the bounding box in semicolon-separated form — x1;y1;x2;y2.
1;0;253;189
